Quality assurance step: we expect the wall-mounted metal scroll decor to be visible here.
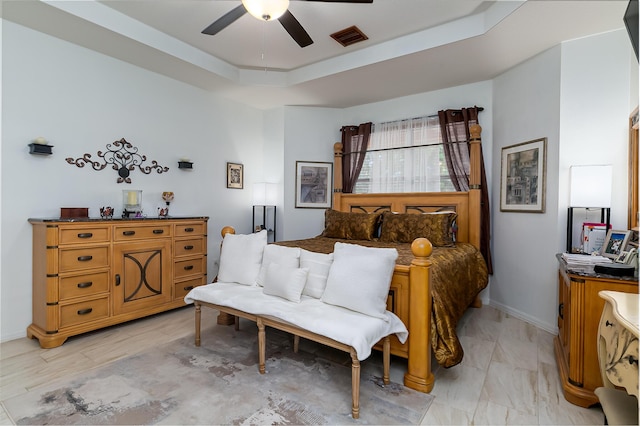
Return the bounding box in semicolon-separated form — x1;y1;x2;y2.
65;138;169;183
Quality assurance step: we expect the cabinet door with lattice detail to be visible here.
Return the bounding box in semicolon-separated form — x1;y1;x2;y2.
113;239;172;315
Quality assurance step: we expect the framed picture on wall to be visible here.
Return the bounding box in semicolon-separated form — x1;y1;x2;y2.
500;137;547;213
226;162;243;189
295;161;332;208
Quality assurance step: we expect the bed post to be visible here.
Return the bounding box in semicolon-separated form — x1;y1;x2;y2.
333;142;343;211
468;124;482;251
403;237;435;393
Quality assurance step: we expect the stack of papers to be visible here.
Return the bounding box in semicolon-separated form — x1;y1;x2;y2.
562;253;613;274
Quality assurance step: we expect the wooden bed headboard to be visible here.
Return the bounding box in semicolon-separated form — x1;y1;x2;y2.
332;125;483;249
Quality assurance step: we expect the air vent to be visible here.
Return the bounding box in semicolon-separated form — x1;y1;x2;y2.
330;25;368;47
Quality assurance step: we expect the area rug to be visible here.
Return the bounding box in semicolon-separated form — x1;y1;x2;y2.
4;323;433;425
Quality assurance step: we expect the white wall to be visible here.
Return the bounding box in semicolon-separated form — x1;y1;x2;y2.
491;29;636;333
1;21;265;341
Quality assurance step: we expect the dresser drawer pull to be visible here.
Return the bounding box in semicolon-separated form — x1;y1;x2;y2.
77;281;93;289
184;227;194;232
77;233;93;239
184;265;194;271
606;320;614;327
77;255;93;262
123;231;136;236
558;303;564;320
184;245;194;250
77;308;93;315
115;274;121;286
153;229;164;234
184;285;194;291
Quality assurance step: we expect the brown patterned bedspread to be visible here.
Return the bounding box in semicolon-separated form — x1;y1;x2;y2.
276;236;488;367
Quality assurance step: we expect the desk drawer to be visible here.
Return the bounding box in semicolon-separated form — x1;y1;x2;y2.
175;223;205;237
174;258;204;279
59;246;109;272
60;296;109;328
60;226;110;245
114;225;171;241
174;238;204;257
60;271;109;300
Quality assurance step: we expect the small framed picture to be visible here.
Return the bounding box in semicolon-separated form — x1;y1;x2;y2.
295;161;332;209
601;230;631;259
227;162;243;189
500;137;547;213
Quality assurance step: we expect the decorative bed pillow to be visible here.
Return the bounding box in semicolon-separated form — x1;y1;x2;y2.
217;230;267;285
262;263;309;303
256;244;301;286
320;209;381;241
299;249;334;298
321;242;398;320
379;211;457;247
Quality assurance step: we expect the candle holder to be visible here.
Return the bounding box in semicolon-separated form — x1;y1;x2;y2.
159;191;174;218
122;190;143;218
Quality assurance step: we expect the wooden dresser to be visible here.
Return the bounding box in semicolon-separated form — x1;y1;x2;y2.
28;217;208;348
554;254;638;407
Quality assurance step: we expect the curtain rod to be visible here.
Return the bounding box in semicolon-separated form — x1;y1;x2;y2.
376;106;484;126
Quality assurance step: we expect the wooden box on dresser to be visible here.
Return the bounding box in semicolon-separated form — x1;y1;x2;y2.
554;253;638;407
27;217;208;348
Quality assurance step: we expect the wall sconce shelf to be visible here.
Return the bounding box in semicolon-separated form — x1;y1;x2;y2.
29;143;53;155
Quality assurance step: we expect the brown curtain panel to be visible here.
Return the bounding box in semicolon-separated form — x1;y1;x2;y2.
438;108;493;274
340;122;372;194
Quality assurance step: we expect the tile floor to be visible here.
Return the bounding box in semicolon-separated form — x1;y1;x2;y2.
0;304;606;425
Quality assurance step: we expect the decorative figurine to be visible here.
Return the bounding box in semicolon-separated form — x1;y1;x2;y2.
100;206;114;219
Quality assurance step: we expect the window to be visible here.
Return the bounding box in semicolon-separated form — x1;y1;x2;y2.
354;116;455;193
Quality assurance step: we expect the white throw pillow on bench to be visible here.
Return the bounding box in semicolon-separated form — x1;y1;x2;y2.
322;242;398;320
262;263;309;303
256;244;301;286
217;230;267;285
300;249;334;299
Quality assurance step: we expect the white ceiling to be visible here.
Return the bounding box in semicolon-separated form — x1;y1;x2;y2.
1;0;631;109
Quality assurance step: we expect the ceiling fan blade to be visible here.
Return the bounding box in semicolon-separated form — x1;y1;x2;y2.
278;10;313;48
202;4;247;36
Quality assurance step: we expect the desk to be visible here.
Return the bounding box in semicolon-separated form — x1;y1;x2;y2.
596;290;638;425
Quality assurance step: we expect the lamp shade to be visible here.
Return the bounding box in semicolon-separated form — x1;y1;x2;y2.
569;165;613;208
253;182;277;205
242;0;289;21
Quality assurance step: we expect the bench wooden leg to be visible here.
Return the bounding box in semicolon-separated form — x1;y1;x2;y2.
195;302;201;347
350;349;360;419
234;315;240;331
383;336;390;385
257;318;266;374
293;335;300;353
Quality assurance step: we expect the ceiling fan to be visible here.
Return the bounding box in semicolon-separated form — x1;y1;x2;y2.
202;0;373;48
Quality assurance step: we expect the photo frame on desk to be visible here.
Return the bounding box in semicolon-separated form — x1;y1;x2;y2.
601;229;631;259
500;137;547;213
295;161;332;209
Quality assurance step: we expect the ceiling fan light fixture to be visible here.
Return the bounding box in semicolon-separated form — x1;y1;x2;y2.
242;0;290;21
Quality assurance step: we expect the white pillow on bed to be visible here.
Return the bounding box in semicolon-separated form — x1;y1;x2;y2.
217;230;267;285
322;242;398;320
300;249;334;299
262;263;309;303
256;244;301;286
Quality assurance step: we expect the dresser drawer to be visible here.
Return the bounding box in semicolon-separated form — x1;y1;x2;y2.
174;277;205;300
60;271;109;300
174;238;204;257
114;224;171;241
59;246;109;272
175;222;205;237
174;258;204;279
59;226;110;245
60;296;109;328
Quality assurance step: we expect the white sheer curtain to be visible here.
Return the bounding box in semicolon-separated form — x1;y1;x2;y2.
357;116;444;193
